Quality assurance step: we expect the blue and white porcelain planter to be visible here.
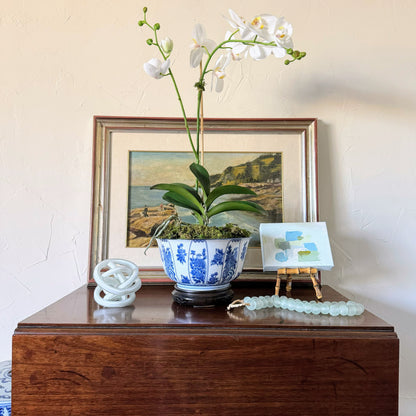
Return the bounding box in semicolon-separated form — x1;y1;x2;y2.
156;237;250;292
0;361;11;416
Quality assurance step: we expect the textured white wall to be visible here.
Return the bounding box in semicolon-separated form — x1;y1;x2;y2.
1;0;415;413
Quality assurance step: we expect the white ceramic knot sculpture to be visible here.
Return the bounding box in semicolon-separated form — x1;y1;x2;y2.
94;259;141;307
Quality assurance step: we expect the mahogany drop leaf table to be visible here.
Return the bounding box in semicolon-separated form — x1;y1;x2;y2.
12;282;399;415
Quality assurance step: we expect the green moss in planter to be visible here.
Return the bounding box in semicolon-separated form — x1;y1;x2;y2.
158;220;250;240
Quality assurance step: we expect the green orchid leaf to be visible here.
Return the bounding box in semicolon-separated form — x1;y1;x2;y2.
189;163;210;198
170;182;203;203
207;200;266;219
151;183;204;214
162;192;204;224
205;185;257;209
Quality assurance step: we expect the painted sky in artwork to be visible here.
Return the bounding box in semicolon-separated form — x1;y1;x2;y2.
129;152;194;186
128;151;266;186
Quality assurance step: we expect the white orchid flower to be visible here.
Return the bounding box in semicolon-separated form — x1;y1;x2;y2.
246;14;292;59
226;9;252;39
264;19;293;58
190;24;216;68
223;30;248;61
227;9;246;30
227;11;294;60
143;58;171;79
230;44;248;61
270;45;287;58
274;18;293;48
212;54;231;92
160;37;174;55
249;44;272;60
247;14;278;42
227;10;283;60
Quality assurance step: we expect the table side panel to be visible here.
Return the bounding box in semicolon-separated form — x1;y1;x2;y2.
12;331;399;416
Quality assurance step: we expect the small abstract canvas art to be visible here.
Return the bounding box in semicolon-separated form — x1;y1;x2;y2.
260;222;334;271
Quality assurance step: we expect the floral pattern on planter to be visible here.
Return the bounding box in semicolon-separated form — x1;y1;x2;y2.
159;244;176;280
240;241;248;260
189;241;208;284
211;248;225;266
157;237;250;290
223;245;238;281
176;243;187;264
0;361;11;416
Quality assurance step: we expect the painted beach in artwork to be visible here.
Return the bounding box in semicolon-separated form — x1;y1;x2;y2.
127;151;283;248
259;222;334;271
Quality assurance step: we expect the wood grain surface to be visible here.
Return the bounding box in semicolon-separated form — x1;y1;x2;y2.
12;282;399;415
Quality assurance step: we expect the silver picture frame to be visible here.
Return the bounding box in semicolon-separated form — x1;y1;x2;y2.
88;116;318;283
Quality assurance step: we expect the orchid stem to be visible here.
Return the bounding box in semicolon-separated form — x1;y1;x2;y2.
143;16;199;163
169;69;199;162
199;61;204;166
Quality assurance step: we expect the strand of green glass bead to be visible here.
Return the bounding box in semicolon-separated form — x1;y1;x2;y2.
241;295;365;316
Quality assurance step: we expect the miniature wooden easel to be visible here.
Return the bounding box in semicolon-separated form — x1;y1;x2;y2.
275;267;322;300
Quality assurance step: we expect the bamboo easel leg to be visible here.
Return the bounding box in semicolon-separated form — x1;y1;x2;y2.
310;274;323;300
275;276;281;296
286;276;293;293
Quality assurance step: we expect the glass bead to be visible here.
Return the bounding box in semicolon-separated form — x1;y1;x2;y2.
311;304;321;315
280;297;288;309
263;297;271;308
287;299;296;311
295;303;305;313
356;304;365;315
320;303;330;314
339;304;349;316
329;304;340;316
272;296;281;308
347;304;357;316
265;296;274;308
257;297;266;309
304;302;312;313
246;298;257;311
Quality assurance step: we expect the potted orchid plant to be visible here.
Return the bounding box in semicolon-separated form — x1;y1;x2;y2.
138;7;306;304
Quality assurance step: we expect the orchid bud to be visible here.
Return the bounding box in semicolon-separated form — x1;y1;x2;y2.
287;48;293;55
284;59;290;65
138;20;145;26
143;6;148;12
154;23;160;30
146;38;153;45
161;37;174;54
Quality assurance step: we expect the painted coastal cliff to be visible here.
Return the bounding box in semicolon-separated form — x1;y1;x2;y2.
127;153;283;247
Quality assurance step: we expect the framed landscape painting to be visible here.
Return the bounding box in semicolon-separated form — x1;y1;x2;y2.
89;117;318;283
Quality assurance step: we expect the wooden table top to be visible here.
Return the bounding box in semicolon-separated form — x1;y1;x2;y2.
16;282;394;334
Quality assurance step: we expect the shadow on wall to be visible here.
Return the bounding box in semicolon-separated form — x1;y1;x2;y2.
292;74;416;116
329;235;396;285
316;120;333;221
316;120;395;285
